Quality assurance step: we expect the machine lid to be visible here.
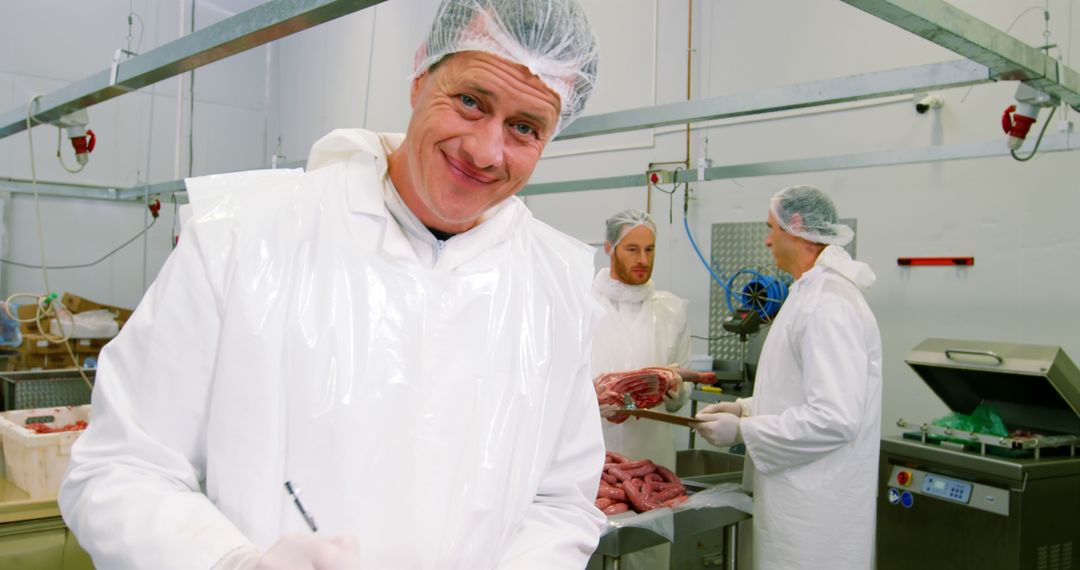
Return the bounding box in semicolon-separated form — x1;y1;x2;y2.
905;338;1080;435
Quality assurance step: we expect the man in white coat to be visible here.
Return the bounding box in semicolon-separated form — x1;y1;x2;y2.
694;185;882;570
592;208;690;569
59;1;607;569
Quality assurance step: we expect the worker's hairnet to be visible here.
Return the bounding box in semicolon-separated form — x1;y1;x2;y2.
605;208;656;250
770;185;854;246
414;0;599;135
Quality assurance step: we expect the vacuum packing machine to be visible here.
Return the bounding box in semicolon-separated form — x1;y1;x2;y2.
877;338;1080;570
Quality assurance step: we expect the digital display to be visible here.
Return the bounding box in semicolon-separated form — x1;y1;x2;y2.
921;474;972;504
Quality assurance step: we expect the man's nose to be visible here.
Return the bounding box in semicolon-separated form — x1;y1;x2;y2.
461;118;505;170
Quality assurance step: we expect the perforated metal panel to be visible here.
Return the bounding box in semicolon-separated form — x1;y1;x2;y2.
707;219;857;363
1;371;94;411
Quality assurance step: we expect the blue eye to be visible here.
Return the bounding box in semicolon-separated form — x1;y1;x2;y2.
513;123;535;136
460;94;478;108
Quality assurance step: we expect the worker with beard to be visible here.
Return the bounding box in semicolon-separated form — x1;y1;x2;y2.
590;208;691;570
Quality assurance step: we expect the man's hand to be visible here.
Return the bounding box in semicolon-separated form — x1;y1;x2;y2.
254;533;360;570
662;381;685;405
698;401;741;416
693;411;742;447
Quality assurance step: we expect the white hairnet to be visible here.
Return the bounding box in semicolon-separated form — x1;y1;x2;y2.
770;185;854;246
605;208;656;250
414;0;599;135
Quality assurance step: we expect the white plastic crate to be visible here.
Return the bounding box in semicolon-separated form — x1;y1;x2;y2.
0;405;90;498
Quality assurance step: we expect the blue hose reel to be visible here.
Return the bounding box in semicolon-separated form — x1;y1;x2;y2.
725;269;789;321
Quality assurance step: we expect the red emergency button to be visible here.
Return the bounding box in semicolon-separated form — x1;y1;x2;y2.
896;470;912;487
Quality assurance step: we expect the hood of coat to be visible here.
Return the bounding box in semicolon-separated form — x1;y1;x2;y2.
592;268;655;304
307;129;402;173
815;245;875;290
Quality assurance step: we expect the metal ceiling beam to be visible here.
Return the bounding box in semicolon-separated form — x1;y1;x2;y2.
7;133;1077;202
839;0;1080;109
0;0;388;140
520;133;1080;196
0;178;123;201
0;61;1001;203
556;59;990;140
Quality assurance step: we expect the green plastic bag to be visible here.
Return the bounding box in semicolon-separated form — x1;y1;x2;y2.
932;403;1008;437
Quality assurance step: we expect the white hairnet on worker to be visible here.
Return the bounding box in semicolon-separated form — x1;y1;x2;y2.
770;185;854;246
414;0;599;134
604;208;657;250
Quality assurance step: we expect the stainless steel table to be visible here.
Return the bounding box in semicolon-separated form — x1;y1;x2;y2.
590;495;751;569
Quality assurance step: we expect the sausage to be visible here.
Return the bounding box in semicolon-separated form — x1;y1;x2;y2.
618;463;658;479
655;465;680;484
595;497;615;510
642;481;683;495
663;495;690;508
649;486;685;504
597;484;627;502
603;502;630;515
623;478;661;512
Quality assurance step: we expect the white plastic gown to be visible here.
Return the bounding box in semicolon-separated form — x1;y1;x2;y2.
590;270;691;471
59;129;607;569
739;245;882;570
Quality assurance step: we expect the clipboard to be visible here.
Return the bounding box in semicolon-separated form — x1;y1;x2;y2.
622;408;702;427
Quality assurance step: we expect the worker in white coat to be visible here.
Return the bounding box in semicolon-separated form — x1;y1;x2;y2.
694;185;882;570
592;209;690;569
593;209;691;468
59;1;606;569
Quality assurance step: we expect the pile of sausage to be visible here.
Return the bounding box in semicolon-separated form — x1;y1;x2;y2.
595;451;689;515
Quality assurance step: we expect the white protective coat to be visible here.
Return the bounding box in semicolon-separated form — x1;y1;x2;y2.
591;270;691;471
59;129;607;570
740;245;882;570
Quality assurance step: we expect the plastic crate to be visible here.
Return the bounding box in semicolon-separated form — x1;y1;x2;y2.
1;369;94;411
0;405;90;498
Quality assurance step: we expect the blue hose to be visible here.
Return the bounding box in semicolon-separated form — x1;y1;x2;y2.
683;216;730;296
684;215;788;319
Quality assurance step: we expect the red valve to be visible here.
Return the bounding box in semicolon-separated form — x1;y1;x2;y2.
148;199;161;219
650;172;659;184
1002;104;1037;150
1001;105;1016;133
69;129;97;166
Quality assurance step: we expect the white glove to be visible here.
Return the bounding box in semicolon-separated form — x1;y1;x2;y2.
598;403;620;419
694;411;742;447
663;379;689;411
699;398;751;417
253;533;360;570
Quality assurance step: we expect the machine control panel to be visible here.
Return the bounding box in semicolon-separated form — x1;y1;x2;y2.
887;465;1009;516
921;474;971;503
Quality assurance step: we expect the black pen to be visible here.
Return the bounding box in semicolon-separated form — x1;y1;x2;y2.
284;480;318;532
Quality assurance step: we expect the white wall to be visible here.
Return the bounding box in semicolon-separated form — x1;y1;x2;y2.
1;0;1078;443
0;0;269;308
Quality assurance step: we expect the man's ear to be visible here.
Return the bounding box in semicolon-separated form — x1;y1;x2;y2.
788;213;804;233
410;72;427;108
603;241;613;256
